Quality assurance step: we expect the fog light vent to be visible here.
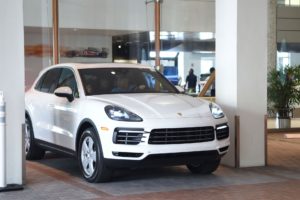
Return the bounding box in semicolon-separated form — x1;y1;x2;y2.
113;128;144;145
219;146;229;153
112;152;143;157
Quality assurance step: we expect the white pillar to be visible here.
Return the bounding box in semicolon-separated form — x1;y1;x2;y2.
0;0;25;186
216;0;268;167
268;0;277;71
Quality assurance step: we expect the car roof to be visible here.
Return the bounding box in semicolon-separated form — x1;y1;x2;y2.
49;63;153;70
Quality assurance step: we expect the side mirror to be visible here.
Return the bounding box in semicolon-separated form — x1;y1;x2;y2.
175;85;185;94
54;87;74;102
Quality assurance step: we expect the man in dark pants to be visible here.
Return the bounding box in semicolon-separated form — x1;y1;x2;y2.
185;68;197;92
209;67;215;96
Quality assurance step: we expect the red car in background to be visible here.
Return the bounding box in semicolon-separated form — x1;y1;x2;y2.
81;47;108;58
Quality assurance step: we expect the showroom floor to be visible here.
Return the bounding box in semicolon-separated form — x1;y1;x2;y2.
0;134;299;200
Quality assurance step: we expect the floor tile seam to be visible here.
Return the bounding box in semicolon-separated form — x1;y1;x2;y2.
90;177;300;198
26;162;112;198
268;138;300;145
86;179;300;200
241;167;300;181
263;165;300;178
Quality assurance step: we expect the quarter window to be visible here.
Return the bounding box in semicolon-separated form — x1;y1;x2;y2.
34;73;47;91
39;68;62;93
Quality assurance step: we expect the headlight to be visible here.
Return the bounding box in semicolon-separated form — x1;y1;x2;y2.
105;105;143;122
209;103;224;119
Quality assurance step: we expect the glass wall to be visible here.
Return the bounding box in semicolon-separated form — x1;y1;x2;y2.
57;0;215;94
58;0;154;65
272;1;300;125
24;0;216;95
278;0;300;7
160;0;215;92
277;1;300;69
24;0;53;90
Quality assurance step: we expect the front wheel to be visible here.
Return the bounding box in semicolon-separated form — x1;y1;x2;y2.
186;159;220;174
78;127;112;183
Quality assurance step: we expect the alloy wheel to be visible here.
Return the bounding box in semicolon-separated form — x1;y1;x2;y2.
25;119;31;155
81;136;97;178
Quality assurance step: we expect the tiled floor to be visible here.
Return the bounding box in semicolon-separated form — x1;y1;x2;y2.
268;133;300;171
0;134;299;200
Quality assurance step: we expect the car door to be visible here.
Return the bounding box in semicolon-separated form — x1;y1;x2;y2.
51;68;80;150
31;68;62;143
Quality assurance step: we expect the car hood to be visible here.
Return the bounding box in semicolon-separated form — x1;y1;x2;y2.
87;93;212;119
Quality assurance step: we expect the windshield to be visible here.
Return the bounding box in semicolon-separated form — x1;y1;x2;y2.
79;68;178;95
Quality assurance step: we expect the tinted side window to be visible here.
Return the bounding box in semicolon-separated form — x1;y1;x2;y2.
40;68;62;93
58;68;79;98
35;73;47;91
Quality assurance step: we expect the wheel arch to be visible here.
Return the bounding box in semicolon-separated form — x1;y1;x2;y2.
25;110;33;136
76;118;99;154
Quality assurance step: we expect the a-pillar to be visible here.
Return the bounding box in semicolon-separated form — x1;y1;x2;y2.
0;0;25;188
216;0;268;167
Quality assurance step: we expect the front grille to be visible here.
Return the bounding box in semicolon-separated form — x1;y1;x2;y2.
148;127;215;144
113;128;144;145
216;124;229;140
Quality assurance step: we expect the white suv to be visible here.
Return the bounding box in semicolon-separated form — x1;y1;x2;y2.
25;63;230;182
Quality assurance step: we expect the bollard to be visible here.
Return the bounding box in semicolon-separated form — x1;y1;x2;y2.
0;91;23;192
0;91;6;189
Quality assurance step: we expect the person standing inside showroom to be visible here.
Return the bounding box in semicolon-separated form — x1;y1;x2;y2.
206;67;215;96
185;68;197;92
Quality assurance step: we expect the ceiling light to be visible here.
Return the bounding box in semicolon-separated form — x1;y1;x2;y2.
149;51;178;58
199;32;214;40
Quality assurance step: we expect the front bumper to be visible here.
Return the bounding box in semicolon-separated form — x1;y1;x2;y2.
98;117;230;163
104;150;223;168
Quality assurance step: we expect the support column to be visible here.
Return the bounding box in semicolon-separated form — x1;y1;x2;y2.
268;0;277;71
155;0;161;67
0;0;25;187
216;0;268;167
52;0;59;64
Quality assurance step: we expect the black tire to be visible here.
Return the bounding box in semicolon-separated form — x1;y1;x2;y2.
78;127;112;183
25;116;45;160
186;159;220;174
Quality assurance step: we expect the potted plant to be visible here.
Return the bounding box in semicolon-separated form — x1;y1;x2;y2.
267;65;300;128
